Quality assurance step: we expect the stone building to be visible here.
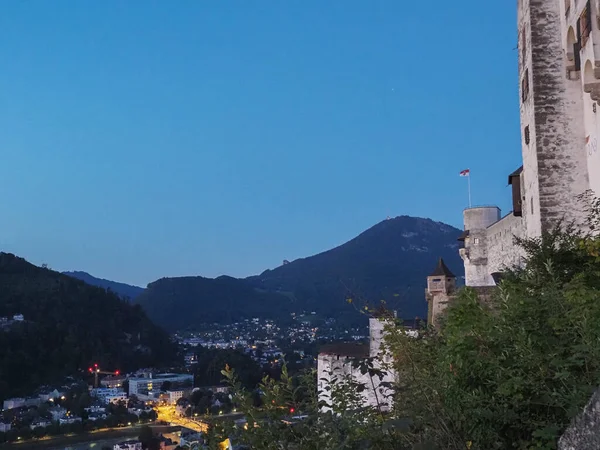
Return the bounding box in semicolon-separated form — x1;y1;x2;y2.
317;313;397;413
461;0;600;287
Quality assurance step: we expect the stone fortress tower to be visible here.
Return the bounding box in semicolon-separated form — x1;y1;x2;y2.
458;0;600;289
425;258;457;327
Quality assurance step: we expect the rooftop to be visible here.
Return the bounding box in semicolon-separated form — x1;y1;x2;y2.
318;342;369;358
429;258;455;278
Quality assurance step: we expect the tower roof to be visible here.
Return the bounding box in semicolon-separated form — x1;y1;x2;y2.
508;166;523;185
429;258;455;278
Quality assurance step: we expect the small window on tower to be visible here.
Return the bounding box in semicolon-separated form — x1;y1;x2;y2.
474;238;480;244
524;125;530;144
521;27;527;68
531;197;534;214
522;69;530;103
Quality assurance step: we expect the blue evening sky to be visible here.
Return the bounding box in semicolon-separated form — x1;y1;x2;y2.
0;1;520;287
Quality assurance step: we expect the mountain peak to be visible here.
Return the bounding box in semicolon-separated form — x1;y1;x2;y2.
136;215;464;328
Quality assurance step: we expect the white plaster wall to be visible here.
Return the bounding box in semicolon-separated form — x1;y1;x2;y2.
318;318;396;414
461;207;500;287
369;318;386;359
577;4;600;197
520;0;590;236
463;207;501;229
486;213;526;275
518;0;542;238
463;261;495;287
317;354;395;414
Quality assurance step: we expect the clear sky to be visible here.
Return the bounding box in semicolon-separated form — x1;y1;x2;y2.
0;1;521;287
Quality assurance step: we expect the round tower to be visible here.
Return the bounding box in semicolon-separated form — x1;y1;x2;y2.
460;206;501;287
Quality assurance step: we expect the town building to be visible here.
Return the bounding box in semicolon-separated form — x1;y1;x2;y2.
49;406;68;421
128;373;194;398
317;312;397;413
91;387;127;404
30;419;51;430
39;389;65;402
3;398;25;410
459;0;600;288
165;390;184;404
101;375;127;389
59;416;82;425
0;422;11;433
114;440;142;450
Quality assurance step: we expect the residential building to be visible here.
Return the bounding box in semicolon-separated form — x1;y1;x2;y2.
166;391;183;404
91;387;127;404
84;405;107;413
39;389;64;402
0;422;11;433
114;440;142;450
30;420;51;430
184;353;197;366
3;398;25;410
59;416;82;425
194;386;229;394
49;406;67;421
460;0;600;287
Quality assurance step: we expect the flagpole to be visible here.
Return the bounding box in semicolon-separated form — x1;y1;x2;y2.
468;173;472;208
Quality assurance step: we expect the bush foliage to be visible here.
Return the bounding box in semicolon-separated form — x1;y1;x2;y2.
222;204;600;449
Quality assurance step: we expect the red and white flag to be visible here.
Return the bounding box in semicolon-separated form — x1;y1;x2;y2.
459;169;470;177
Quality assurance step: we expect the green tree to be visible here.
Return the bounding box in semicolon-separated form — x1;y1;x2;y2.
220;362;405;449
138;425;154;449
386;214;600;449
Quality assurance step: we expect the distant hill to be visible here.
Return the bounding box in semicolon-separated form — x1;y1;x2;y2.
63;271;144;300
0;253;179;401
136;216;464;329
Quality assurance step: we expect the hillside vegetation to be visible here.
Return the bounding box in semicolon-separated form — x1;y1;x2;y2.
0;253;180;401
63;271;144;301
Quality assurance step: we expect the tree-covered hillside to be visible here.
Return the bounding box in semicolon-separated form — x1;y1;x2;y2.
63;271;144;301
0;253;180;401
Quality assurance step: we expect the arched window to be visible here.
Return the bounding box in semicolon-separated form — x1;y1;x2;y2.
567;27;577;61
584;60;596;93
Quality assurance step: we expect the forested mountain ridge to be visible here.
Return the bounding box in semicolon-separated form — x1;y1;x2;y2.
136;216;464;328
0;253;180;402
63;270;144;300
